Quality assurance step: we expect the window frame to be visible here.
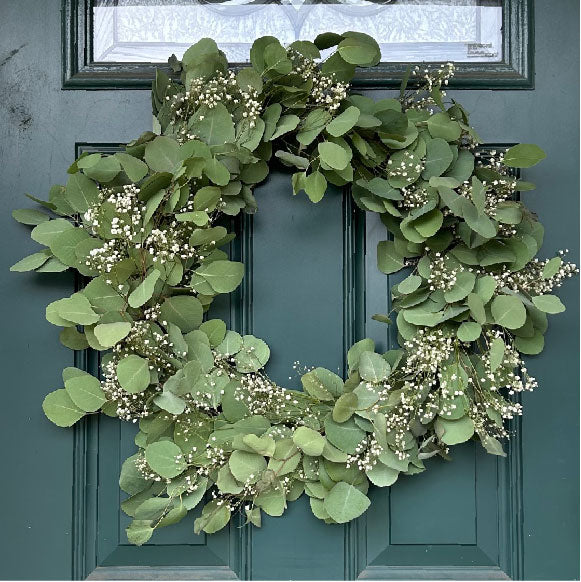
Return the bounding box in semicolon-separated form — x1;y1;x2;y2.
62;0;533;90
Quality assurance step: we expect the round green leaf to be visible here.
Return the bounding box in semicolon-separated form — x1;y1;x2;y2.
489;337;505;371
293;426;326;456
117;355;151;394
324;417;366;455
542;257;562;279
145;440;187;478
515;331;545;355
216;330;243;357
94;322;132;348
358;351;390;383
255;485;286;517
413;208;443;238
195;104;235;146
12;208;50;226
503;143;546;168
323;482;371;523
235;335;270;373
304;171;327;203
337;36;379;66
435;415;475;445
444;271;476;303
194;499;231;534
229;450;267;484
65;173;100;213
145;135;180;172
318;142;350;171
531;294;566;314
398;274;422;294
59;327;90;350
301;367;344;400
42;389;85;427
366;462;399;487
49;228;90;267
377;240;404;274
466;293;486;324
31;218;74;246
199;319;227;347
422;138;453;179
65;373;106;412
10;251;50;272
457;322;482;342
195;261;244;293
128;270;161;308
116;152;149;182
332;392;358;423
56;293;100;325
160;295;203;333
326;106;360;137
474;275;497;303
126;520;154;546
427;112;461;142
491;295;527;329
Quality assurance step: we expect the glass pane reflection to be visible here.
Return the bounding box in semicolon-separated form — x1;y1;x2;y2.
93;0;503;64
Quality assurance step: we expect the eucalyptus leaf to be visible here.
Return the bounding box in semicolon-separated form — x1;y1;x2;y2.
42;389;85;427
117;355;151;394
145;440;187;479
323;482;370;523
292;426;326;456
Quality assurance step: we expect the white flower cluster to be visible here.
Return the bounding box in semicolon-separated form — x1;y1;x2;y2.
309;73;349;112
288;49;317;81
100;357;152;422
387;151;424;184
142;222;196;264
403;328;455;376
491;252;578;295
403;62;455;110
82;184;146;273
168;70;262;135
399;185;430;210
412;62;456;91
346;434;384;472
85;240;124;274
427;253;464;292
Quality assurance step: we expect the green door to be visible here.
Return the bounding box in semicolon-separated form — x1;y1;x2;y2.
1;0;578;579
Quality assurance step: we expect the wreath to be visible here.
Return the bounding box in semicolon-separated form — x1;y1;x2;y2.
12;32;577;544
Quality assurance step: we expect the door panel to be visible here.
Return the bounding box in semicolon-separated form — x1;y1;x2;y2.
76;145;246;577
250;173;347;580
1;0;578;580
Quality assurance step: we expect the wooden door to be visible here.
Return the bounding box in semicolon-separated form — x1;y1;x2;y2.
0;0;578;579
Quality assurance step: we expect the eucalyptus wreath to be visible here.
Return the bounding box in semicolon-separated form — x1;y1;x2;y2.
12;32;577;544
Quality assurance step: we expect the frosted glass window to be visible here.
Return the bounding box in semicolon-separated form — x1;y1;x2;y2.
93;0;503;65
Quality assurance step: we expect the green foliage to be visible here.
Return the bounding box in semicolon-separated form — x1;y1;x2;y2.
324;482;371;523
12;32;575;545
503;143;546;168
42;389;85;427
65;372;106;412
145;441;187;478
117;355;151;394
293;426;325;456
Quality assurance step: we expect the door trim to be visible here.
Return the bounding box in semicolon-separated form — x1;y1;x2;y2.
62;0;534;90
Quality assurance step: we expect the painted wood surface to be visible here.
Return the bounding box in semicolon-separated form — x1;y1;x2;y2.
0;0;578;579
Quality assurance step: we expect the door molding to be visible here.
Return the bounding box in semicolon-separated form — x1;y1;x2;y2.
62;0;534;90
348;144;524;581
71;143;252;580
69;143;524;580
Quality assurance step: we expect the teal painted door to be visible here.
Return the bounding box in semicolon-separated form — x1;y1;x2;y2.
0;0;578;579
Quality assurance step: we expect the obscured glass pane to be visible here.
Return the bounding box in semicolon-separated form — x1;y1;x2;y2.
93;0;502;64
